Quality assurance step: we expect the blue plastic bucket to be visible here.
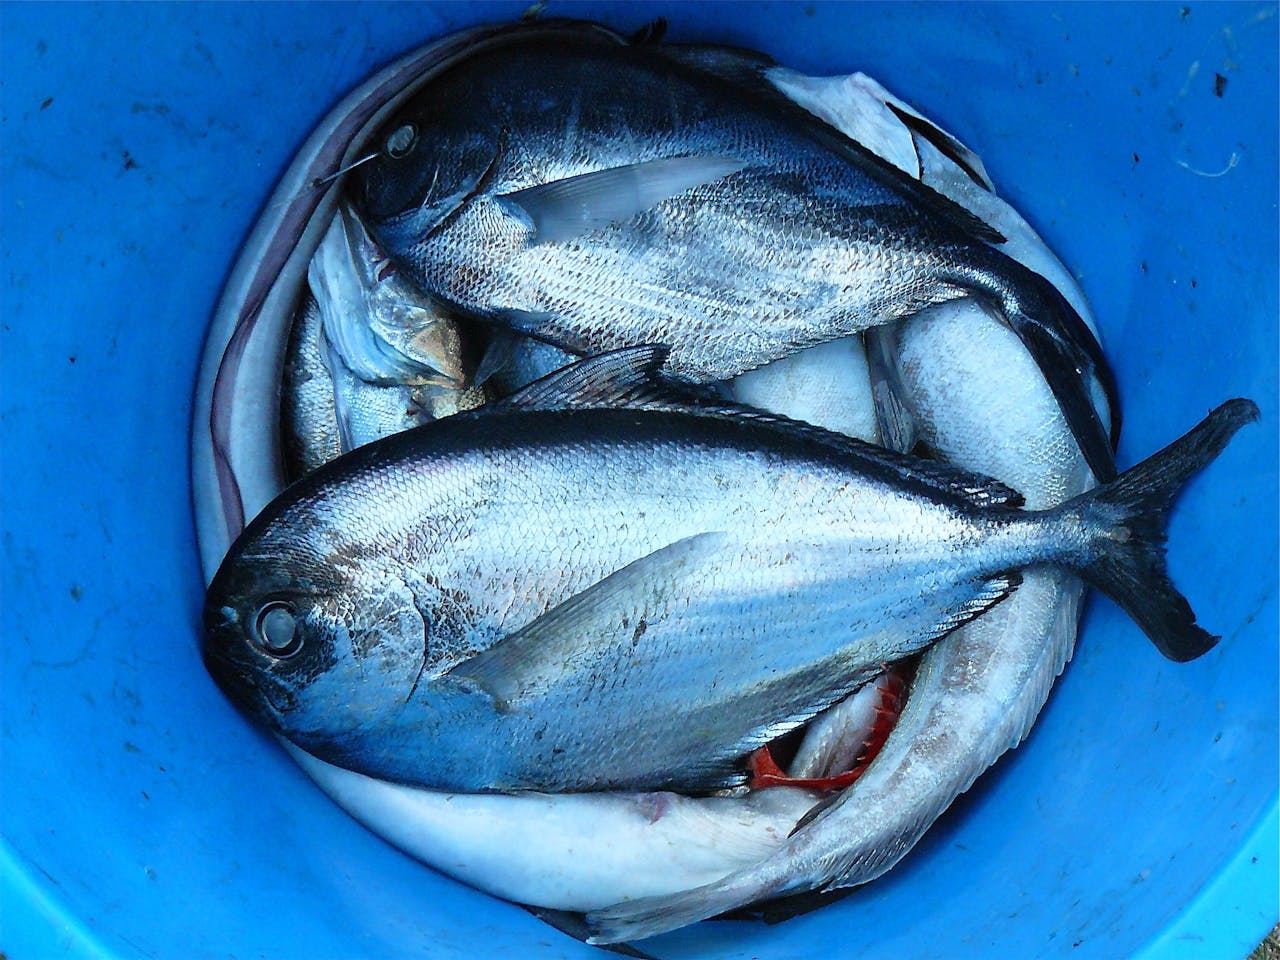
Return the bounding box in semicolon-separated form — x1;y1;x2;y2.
2;3;1276;958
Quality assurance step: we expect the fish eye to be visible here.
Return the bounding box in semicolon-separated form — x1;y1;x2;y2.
252;601;302;657
385;123;418;160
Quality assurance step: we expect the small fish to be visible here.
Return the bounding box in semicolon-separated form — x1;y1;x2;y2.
279;206;486;478
204;345;1253;798
354;22;1119;482
280;294;342;478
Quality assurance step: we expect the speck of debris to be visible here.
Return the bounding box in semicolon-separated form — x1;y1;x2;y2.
1140;261;1149;274
1179;6;1191;19
1214;72;1227;97
68;355;76;364
70;584;83;601
122;150;138;171
1191;278;1198;288
1133;152;1140;163
40;97;53;111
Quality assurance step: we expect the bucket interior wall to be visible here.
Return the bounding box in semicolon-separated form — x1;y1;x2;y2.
1;3;1276;958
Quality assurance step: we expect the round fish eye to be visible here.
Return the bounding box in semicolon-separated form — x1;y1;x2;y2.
252;601;301;657
385;123;418;160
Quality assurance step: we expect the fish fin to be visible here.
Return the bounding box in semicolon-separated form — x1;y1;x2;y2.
889;103;993;192
321;335;361;453
1067;398;1258;661
863;326;920;455
936;573;1022;636
717;886;856;926
496;346;1026;508
627;18;668;46
446;532;731;708
656;42;778;87
494;344;703;411
473;329;521;388
497;156;747;245
494;307;562;337
524;906;661;959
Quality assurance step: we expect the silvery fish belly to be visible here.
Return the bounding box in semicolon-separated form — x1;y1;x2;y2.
204;348;1252;797
354;25;1117;481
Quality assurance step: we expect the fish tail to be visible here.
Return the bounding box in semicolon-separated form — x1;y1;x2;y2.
585;866;794;945
1066;398;1258;662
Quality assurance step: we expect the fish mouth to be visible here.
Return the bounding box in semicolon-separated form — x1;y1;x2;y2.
202;644;287;727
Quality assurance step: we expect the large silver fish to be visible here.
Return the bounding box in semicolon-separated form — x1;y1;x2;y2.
204;346;1251;796
354;22;1120;482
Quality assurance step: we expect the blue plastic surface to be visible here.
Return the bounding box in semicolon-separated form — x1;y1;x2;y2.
1;3;1276;958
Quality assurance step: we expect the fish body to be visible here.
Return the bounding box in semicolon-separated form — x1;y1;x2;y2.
281;294;343;478
355;25;1116;480
279;206;485;478
729;335;878;441
204;348;1251;797
285;742;821;911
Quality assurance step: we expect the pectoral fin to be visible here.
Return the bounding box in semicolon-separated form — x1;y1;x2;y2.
446;532;731;709
498;156;747;245
864;325;920;455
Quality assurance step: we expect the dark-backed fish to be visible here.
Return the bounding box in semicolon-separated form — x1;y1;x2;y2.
355;23;1119;480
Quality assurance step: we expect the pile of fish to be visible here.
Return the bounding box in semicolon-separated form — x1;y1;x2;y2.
195;19;1257;945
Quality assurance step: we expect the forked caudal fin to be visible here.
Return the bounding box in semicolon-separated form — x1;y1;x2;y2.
1068;398;1259;662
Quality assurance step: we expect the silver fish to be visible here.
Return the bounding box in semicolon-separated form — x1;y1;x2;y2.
279;205;486;478
204;346;1252;797
729;335;879;441
280;294;342;478
355;23;1119;482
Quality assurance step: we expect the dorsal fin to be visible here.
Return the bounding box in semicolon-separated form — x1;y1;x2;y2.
643;43;1006;247
495;344;690;410
497;346;1025;509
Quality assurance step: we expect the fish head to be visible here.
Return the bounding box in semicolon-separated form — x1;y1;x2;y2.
354;85;500;227
202;509;435;760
